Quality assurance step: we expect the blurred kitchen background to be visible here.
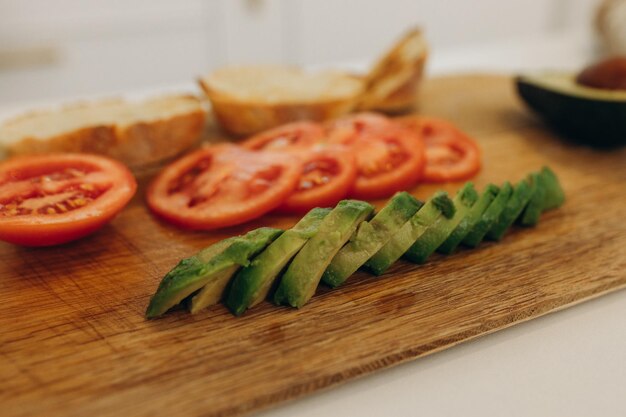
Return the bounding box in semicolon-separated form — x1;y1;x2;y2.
0;0;605;107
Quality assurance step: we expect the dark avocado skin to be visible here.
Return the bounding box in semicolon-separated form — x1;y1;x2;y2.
516;76;626;148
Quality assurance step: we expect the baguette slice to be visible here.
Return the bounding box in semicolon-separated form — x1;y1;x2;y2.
199;66;364;136
0;95;206;168
358;28;428;113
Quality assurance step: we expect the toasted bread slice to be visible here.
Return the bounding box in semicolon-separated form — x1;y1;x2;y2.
0;95;206;167
596;0;626;55
358;28;428;113
199;66;364;136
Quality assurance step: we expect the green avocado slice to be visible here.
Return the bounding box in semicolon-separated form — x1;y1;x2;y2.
404;182;479;264
366;191;455;276
273;200;374;308
462;181;513;248
322;192;423;288
188;227;284;313
519;172;546;226
226;208;330;316
145;227;282;318
540;166;565;210
438;184;499;254
486;178;536;241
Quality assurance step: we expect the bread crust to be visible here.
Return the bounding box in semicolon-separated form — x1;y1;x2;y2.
1;96;206;168
596;0;626;55
199;77;360;136
358;28;428;113
199;29;427;136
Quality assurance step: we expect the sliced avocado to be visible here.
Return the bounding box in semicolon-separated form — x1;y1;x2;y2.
226;208;330;316
519;172;546;226
439;184;499;254
146;238;235;318
188;227;283;313
486;179;535;241
516;73;626;147
273;200;374;308
366;192;455;276
404;183;479;264
540;166;565;210
322;192;423;288
462;182;513;248
145;227;282;318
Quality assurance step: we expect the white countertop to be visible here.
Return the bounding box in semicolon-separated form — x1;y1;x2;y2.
261;290;626;417
258;31;626;417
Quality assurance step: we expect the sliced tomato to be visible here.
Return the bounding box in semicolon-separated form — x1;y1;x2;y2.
241;121;325;152
278;145;357;213
147;144;302;230
397;116;481;183
0;154;136;246
324;112;395;144
326;113;425;199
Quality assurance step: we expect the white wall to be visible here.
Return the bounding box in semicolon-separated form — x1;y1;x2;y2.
0;0;598;105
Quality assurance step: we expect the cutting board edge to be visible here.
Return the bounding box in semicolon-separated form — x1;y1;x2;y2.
218;281;626;417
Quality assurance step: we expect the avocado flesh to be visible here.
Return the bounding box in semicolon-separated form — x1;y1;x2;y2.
188;227;283;313
273;200;374;308
439;184;499;254
462;182;513;248
366;191;455;276
145;238;235;318
226;208;330;316
188;265;240;313
517;73;626;147
322;192;423;288
519;172;546;226
145;227;282;318
404;183;479;264
486;179;535;241
540;166;565;210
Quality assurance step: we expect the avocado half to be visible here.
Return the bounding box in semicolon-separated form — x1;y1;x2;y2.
516;73;626;147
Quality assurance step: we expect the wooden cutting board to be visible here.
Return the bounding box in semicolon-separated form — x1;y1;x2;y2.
2;75;625;417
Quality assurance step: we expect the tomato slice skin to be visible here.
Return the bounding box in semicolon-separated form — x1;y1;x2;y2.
326;113;426;200
147;144;302;230
241;121;325;152
398;116;481;183
277;145;357;213
0;154;137;246
325;112;394;144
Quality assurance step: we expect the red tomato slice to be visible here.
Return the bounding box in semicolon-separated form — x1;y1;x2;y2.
147;144;302;230
241;121;325;151
325;112;394;144
326;113;425;199
398;116;481;183
0;154;136;246
278;145;357;213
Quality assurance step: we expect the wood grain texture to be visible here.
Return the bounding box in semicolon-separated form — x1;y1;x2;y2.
1;74;625;417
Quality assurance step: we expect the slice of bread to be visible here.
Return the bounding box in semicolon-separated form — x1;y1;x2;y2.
199;66;364;136
0;95;206;167
358;28;428;113
596;0;626;55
